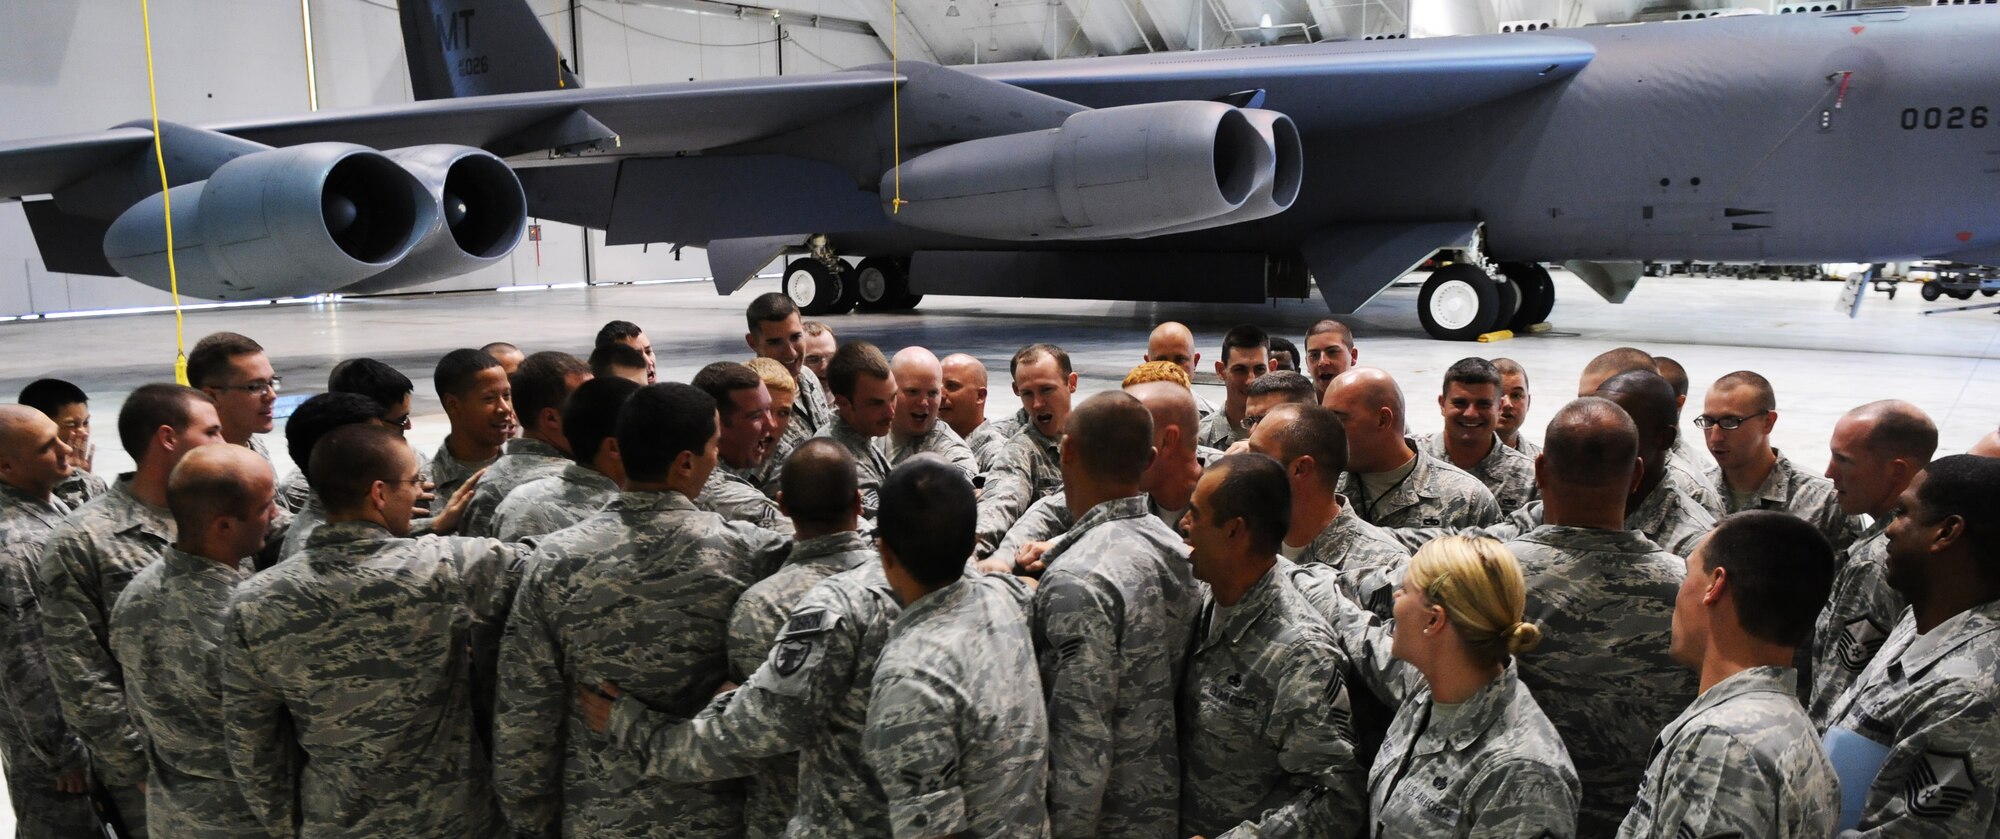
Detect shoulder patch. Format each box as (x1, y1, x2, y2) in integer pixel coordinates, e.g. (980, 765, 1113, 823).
(1904, 750, 1977, 820)
(779, 607, 838, 640)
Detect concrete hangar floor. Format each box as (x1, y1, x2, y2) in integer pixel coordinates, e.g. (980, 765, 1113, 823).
(0, 268, 1996, 488)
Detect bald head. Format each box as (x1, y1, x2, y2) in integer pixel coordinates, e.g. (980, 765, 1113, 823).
(1326, 368, 1404, 418)
(1146, 322, 1199, 376)
(1322, 367, 1407, 470)
(940, 354, 986, 389)
(1845, 400, 1940, 462)
(780, 438, 861, 529)
(1579, 347, 1657, 396)
(1124, 380, 1200, 454)
(167, 444, 274, 540)
(1544, 397, 1641, 489)
(0, 404, 51, 453)
(0, 405, 69, 496)
(890, 347, 944, 438)
(938, 353, 990, 439)
(1972, 427, 2000, 459)
(1063, 391, 1156, 486)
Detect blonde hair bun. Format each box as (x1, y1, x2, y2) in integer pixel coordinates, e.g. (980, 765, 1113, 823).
(1506, 621, 1543, 654)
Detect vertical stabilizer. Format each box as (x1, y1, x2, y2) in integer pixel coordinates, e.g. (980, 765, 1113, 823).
(400, 0, 581, 100)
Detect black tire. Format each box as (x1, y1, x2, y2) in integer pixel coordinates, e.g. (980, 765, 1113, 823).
(1983, 289, 1998, 298)
(784, 258, 847, 316)
(1498, 262, 1556, 330)
(1418, 264, 1501, 341)
(1493, 274, 1521, 329)
(889, 292, 923, 311)
(854, 257, 912, 311)
(1922, 282, 1943, 301)
(1949, 288, 1975, 301)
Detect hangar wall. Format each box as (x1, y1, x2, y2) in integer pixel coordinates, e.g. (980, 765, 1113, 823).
(0, 0, 891, 317)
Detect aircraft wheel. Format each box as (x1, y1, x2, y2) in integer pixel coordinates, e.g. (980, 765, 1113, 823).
(1949, 288, 1975, 301)
(1983, 289, 1998, 298)
(1418, 264, 1501, 341)
(854, 257, 913, 311)
(786, 258, 850, 316)
(1500, 262, 1556, 330)
(889, 292, 924, 311)
(1921, 283, 1943, 302)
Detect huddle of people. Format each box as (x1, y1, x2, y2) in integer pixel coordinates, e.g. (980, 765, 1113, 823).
(0, 299, 1995, 839)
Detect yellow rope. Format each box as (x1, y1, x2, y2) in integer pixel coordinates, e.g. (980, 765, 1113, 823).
(889, 0, 902, 212)
(139, 0, 188, 384)
(554, 0, 567, 88)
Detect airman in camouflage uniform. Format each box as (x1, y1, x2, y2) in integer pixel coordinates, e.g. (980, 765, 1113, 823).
(457, 436, 570, 538)
(964, 410, 1023, 474)
(884, 423, 980, 479)
(1392, 468, 1718, 559)
(990, 490, 1187, 564)
(1618, 666, 1838, 839)
(111, 547, 266, 838)
(278, 490, 325, 560)
(428, 439, 496, 516)
(1291, 552, 1583, 839)
(1808, 518, 1902, 727)
(222, 518, 529, 838)
(1671, 437, 1729, 518)
(1179, 560, 1366, 837)
(792, 356, 832, 437)
(699, 463, 794, 535)
(491, 463, 619, 542)
(54, 469, 109, 511)
(1705, 449, 1857, 550)
(0, 481, 95, 836)
(816, 417, 892, 519)
(276, 468, 313, 513)
(1417, 431, 1539, 515)
(725, 529, 875, 838)
(1035, 494, 1200, 837)
(1508, 524, 1697, 837)
(866, 573, 1051, 839)
(1337, 444, 1502, 530)
(1289, 496, 1411, 613)
(495, 489, 789, 838)
(975, 423, 1063, 555)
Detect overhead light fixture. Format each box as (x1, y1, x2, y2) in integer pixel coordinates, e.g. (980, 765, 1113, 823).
(1260, 13, 1274, 27)
(946, 3, 961, 15)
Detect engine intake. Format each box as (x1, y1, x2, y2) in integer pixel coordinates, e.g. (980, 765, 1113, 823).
(338, 145, 528, 294)
(103, 143, 435, 300)
(1144, 109, 1303, 237)
(887, 101, 1268, 241)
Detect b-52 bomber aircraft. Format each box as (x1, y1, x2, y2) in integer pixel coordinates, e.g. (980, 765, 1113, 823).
(2, 0, 1996, 339)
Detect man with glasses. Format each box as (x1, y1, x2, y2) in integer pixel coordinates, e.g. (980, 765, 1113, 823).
(1197, 325, 1270, 450)
(1699, 371, 1857, 551)
(187, 332, 280, 461)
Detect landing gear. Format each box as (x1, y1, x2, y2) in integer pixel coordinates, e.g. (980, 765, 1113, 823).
(855, 257, 922, 311)
(1418, 263, 1504, 341)
(1498, 262, 1556, 330)
(784, 257, 857, 315)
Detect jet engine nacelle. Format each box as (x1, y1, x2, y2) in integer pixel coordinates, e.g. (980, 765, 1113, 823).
(103, 143, 436, 300)
(1141, 109, 1302, 238)
(887, 101, 1268, 241)
(336, 145, 528, 294)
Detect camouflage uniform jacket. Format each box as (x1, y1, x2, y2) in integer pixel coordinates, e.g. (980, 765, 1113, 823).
(964, 414, 1019, 474)
(605, 560, 906, 837)
(427, 436, 498, 516)
(1617, 666, 1838, 839)
(1503, 434, 1542, 460)
(866, 574, 1051, 839)
(1670, 435, 1727, 518)
(1196, 407, 1248, 451)
(1179, 561, 1366, 838)
(722, 530, 874, 839)
(492, 463, 619, 543)
(494, 490, 790, 838)
(109, 547, 268, 839)
(1416, 431, 1539, 515)
(1290, 497, 1412, 616)
(1809, 518, 1902, 729)
(974, 422, 1064, 557)
(1822, 600, 2000, 837)
(992, 491, 1184, 562)
(1705, 449, 1859, 552)
(53, 469, 108, 511)
(220, 521, 529, 838)
(276, 468, 312, 514)
(792, 365, 832, 438)
(1289, 563, 1581, 839)
(815, 416, 893, 520)
(884, 423, 980, 480)
(0, 484, 91, 816)
(459, 436, 570, 538)
(1033, 495, 1201, 838)
(35, 474, 173, 785)
(1338, 445, 1502, 530)
(699, 462, 794, 536)
(1630, 468, 1721, 557)
(278, 490, 325, 561)
(1507, 524, 1698, 838)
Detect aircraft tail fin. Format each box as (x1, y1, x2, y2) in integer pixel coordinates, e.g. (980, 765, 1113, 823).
(400, 0, 581, 100)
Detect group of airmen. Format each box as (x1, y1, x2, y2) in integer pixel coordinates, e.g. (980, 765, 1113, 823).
(0, 290, 1997, 838)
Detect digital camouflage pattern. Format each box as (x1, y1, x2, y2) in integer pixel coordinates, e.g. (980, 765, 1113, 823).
(884, 423, 980, 480)
(1809, 519, 1903, 729)
(1195, 408, 1248, 451)
(0, 483, 96, 837)
(276, 468, 312, 514)
(426, 437, 497, 516)
(698, 462, 795, 536)
(494, 490, 789, 838)
(1290, 561, 1582, 839)
(36, 475, 172, 788)
(1392, 471, 1719, 558)
(865, 574, 1051, 839)
(814, 416, 893, 520)
(1416, 431, 1540, 515)
(963, 412, 1022, 474)
(457, 436, 570, 538)
(991, 491, 1186, 563)
(1670, 436, 1727, 519)
(109, 547, 268, 838)
(724, 530, 874, 839)
(491, 463, 620, 543)
(1338, 446, 1502, 530)
(278, 490, 324, 561)
(1703, 449, 1859, 552)
(1504, 435, 1543, 460)
(1507, 524, 1697, 838)
(974, 422, 1063, 557)
(1178, 561, 1366, 838)
(221, 521, 530, 838)
(1033, 495, 1200, 838)
(1821, 600, 2000, 838)
(1289, 496, 1412, 614)
(53, 469, 109, 512)
(1617, 666, 1838, 839)
(792, 365, 831, 438)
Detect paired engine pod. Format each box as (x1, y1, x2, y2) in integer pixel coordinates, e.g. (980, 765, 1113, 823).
(338, 144, 528, 294)
(1142, 108, 1304, 238)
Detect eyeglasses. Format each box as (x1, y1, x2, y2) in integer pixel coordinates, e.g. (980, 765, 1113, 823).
(1239, 414, 1265, 430)
(1693, 410, 1769, 430)
(385, 414, 414, 430)
(210, 377, 282, 396)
